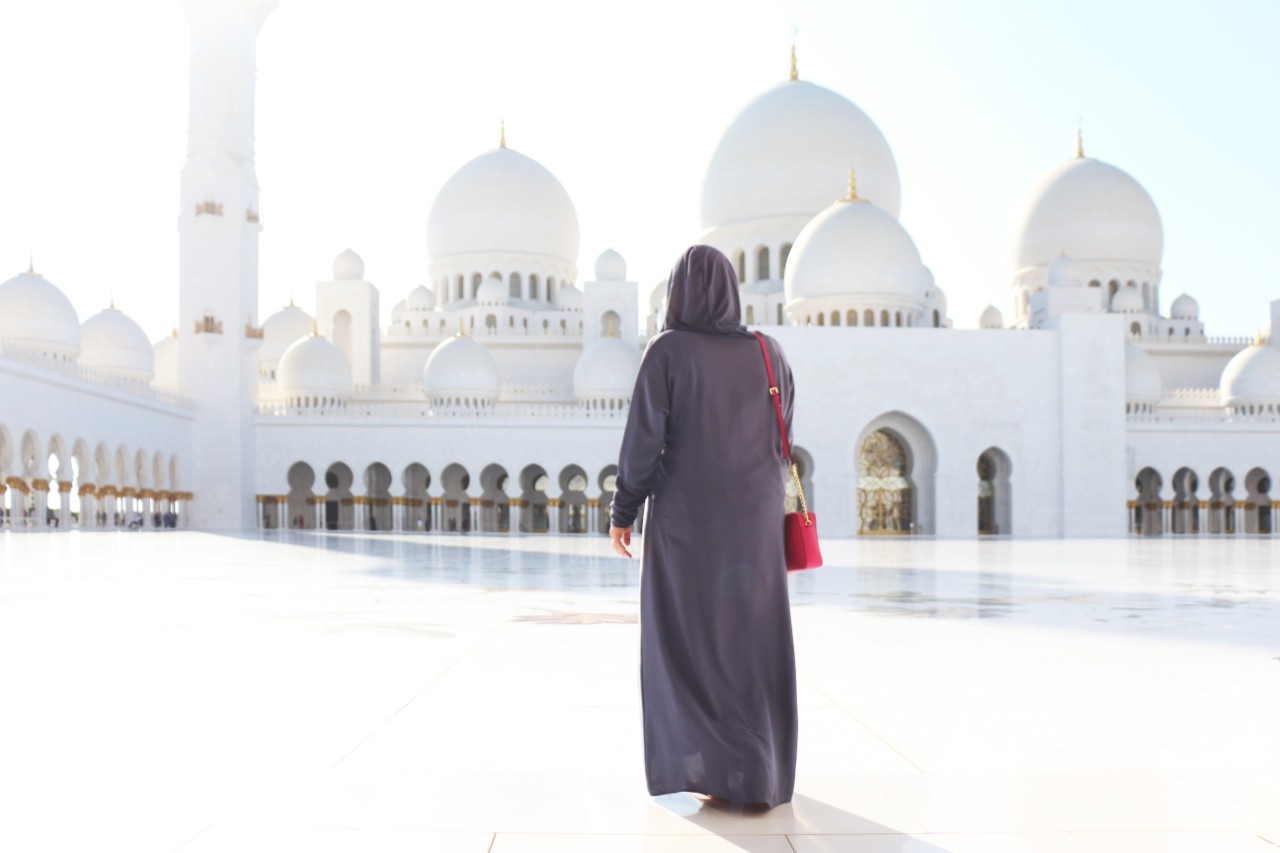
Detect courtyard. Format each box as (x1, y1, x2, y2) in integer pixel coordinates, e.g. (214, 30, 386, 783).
(0, 531, 1277, 851)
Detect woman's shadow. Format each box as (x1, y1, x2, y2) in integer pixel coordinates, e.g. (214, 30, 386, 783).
(657, 791, 951, 851)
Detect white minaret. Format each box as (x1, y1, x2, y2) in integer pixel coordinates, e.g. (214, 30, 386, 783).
(176, 0, 276, 530)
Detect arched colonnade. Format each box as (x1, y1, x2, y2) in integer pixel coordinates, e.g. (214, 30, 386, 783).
(261, 461, 622, 535)
(1130, 465, 1276, 536)
(0, 424, 189, 530)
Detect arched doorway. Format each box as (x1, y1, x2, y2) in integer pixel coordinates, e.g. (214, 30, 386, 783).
(402, 463, 431, 532)
(519, 464, 550, 532)
(323, 462, 354, 530)
(977, 448, 1012, 535)
(857, 430, 913, 535)
(286, 462, 316, 529)
(363, 462, 393, 531)
(1133, 467, 1163, 535)
(558, 464, 589, 533)
(1207, 467, 1235, 534)
(479, 463, 511, 532)
(440, 463, 471, 532)
(597, 465, 617, 535)
(1244, 467, 1272, 534)
(1171, 467, 1199, 534)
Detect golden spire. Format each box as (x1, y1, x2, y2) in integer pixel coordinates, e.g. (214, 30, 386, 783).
(841, 166, 867, 203)
(311, 317, 318, 337)
(170, 327, 177, 339)
(499, 119, 506, 149)
(458, 316, 466, 337)
(27, 251, 33, 274)
(109, 291, 115, 310)
(789, 43, 798, 81)
(1075, 125, 1084, 159)
(288, 291, 295, 308)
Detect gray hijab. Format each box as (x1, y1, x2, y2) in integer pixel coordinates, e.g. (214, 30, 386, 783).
(663, 245, 751, 337)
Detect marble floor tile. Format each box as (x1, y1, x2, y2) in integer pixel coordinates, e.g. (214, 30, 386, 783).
(0, 531, 1276, 849)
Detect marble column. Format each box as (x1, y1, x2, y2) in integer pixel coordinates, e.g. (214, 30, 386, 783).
(55, 481, 72, 529)
(549, 498, 562, 534)
(80, 488, 96, 529)
(32, 479, 49, 529)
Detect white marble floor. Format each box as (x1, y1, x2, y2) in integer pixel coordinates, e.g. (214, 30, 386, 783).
(0, 531, 1277, 852)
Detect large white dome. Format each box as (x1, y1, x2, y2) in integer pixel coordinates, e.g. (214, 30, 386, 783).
(423, 335, 500, 404)
(1220, 344, 1280, 407)
(1015, 157, 1163, 272)
(405, 284, 436, 311)
(1125, 344, 1162, 404)
(701, 79, 900, 230)
(80, 306, 154, 381)
(0, 270, 81, 359)
(426, 146, 580, 264)
(784, 194, 929, 306)
(573, 338, 640, 402)
(594, 248, 627, 280)
(277, 334, 352, 403)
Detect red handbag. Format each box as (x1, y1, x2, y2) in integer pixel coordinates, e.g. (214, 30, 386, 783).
(754, 332, 822, 571)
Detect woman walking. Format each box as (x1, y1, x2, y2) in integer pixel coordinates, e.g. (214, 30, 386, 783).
(609, 244, 798, 808)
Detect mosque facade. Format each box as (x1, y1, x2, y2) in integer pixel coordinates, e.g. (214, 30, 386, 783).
(3, 5, 1278, 539)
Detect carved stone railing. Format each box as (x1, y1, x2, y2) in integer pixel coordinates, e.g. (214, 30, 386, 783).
(0, 342, 194, 409)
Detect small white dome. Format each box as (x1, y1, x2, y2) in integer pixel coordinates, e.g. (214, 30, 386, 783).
(557, 284, 583, 310)
(1015, 157, 1163, 272)
(1047, 253, 1079, 287)
(426, 147, 580, 265)
(979, 305, 1004, 329)
(702, 79, 901, 229)
(476, 278, 506, 305)
(391, 299, 409, 324)
(1221, 344, 1280, 407)
(152, 335, 178, 392)
(260, 303, 314, 364)
(1112, 285, 1144, 314)
(1125, 344, 1162, 404)
(784, 197, 929, 306)
(277, 334, 353, 402)
(80, 306, 154, 381)
(574, 337, 641, 401)
(406, 284, 436, 311)
(423, 335, 500, 403)
(1170, 292, 1199, 320)
(0, 270, 81, 358)
(333, 248, 364, 281)
(594, 248, 627, 280)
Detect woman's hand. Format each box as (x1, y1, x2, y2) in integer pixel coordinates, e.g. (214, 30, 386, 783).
(610, 525, 633, 559)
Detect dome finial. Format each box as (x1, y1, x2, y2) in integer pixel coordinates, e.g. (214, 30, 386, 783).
(789, 42, 798, 82)
(841, 166, 867, 203)
(1075, 124, 1084, 159)
(27, 251, 34, 274)
(499, 119, 506, 149)
(458, 316, 466, 338)
(109, 291, 115, 310)
(311, 317, 318, 337)
(288, 291, 295, 308)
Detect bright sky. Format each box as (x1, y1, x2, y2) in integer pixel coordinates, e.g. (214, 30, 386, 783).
(3, 0, 1278, 343)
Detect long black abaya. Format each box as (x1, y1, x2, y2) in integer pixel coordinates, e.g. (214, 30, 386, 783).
(610, 244, 797, 807)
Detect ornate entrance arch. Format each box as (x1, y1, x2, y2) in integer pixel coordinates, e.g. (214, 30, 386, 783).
(857, 430, 913, 535)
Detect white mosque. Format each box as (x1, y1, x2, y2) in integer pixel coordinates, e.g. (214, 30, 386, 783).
(3, 3, 1278, 539)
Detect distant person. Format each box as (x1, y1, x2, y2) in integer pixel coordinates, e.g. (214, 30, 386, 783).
(609, 245, 798, 809)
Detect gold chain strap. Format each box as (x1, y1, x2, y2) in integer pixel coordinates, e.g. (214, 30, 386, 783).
(789, 462, 811, 526)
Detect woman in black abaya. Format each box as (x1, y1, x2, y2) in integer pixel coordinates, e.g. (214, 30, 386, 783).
(609, 244, 797, 808)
